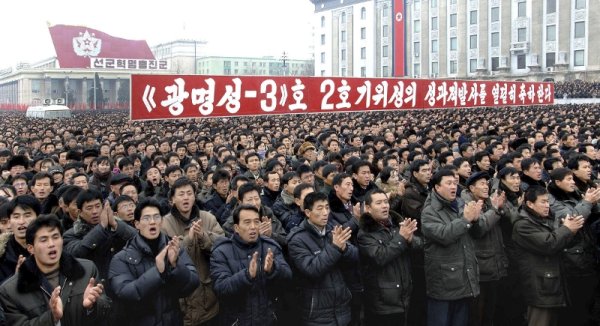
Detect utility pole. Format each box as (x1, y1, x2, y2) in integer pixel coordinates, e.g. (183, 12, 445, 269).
(281, 51, 287, 76)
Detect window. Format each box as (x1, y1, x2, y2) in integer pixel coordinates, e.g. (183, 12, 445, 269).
(431, 0, 437, 7)
(361, 7, 367, 20)
(574, 22, 585, 38)
(382, 66, 389, 76)
(382, 45, 389, 58)
(383, 5, 389, 17)
(361, 67, 366, 77)
(414, 64, 421, 76)
(450, 14, 457, 27)
(414, 20, 421, 33)
(450, 37, 457, 51)
(341, 31, 346, 42)
(321, 34, 326, 45)
(547, 0, 556, 13)
(492, 57, 499, 71)
(517, 54, 526, 69)
(470, 59, 477, 73)
(361, 27, 366, 39)
(470, 35, 477, 49)
(321, 70, 325, 76)
(449, 60, 457, 74)
(361, 47, 366, 59)
(383, 25, 389, 37)
(546, 52, 555, 66)
(575, 0, 586, 9)
(518, 1, 526, 17)
(470, 11, 477, 25)
(341, 49, 346, 61)
(341, 68, 346, 76)
(341, 12, 346, 23)
(491, 7, 500, 22)
(321, 16, 325, 28)
(546, 25, 556, 41)
(414, 42, 420, 57)
(431, 62, 439, 74)
(574, 50, 584, 66)
(518, 28, 527, 42)
(491, 32, 500, 47)
(431, 39, 438, 53)
(431, 17, 438, 31)
(320, 52, 325, 63)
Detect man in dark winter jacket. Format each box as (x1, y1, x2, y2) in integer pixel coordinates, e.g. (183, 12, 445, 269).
(401, 159, 431, 326)
(63, 189, 137, 281)
(0, 215, 110, 326)
(0, 195, 40, 284)
(547, 168, 600, 325)
(109, 199, 199, 326)
(261, 171, 281, 209)
(223, 183, 287, 247)
(272, 172, 301, 223)
(520, 158, 546, 192)
(210, 204, 292, 326)
(357, 189, 419, 326)
(203, 169, 232, 224)
(421, 169, 487, 326)
(288, 192, 358, 326)
(513, 186, 583, 326)
(327, 172, 363, 325)
(460, 172, 508, 326)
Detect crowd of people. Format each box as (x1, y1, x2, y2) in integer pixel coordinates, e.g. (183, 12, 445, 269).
(554, 80, 600, 99)
(0, 103, 597, 326)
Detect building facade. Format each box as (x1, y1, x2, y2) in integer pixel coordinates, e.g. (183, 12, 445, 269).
(197, 56, 314, 76)
(311, 0, 600, 81)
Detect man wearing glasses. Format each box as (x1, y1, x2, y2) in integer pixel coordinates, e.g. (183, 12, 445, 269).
(109, 198, 199, 326)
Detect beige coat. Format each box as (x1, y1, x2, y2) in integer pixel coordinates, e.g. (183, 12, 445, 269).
(162, 207, 224, 325)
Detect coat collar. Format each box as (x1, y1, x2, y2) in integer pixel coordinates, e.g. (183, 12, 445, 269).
(17, 253, 84, 293)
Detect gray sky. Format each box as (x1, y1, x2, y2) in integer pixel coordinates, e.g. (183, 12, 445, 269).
(0, 0, 315, 68)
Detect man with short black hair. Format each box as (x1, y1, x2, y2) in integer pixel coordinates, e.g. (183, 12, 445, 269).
(271, 172, 300, 222)
(0, 215, 110, 325)
(261, 170, 281, 209)
(513, 186, 583, 326)
(211, 204, 291, 325)
(421, 169, 487, 325)
(547, 168, 600, 325)
(223, 183, 287, 247)
(63, 189, 136, 281)
(0, 195, 40, 284)
(358, 189, 419, 326)
(162, 178, 224, 325)
(288, 192, 358, 326)
(204, 169, 232, 221)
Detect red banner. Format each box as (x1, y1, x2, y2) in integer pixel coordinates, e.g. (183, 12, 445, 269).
(130, 75, 555, 121)
(48, 24, 155, 68)
(393, 0, 405, 76)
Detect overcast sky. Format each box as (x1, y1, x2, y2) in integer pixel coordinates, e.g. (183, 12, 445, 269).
(0, 0, 316, 68)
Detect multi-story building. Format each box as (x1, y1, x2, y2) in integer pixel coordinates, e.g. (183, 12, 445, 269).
(197, 56, 314, 76)
(311, 0, 600, 81)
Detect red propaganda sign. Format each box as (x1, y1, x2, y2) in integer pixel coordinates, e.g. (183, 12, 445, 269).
(48, 24, 155, 68)
(130, 75, 555, 121)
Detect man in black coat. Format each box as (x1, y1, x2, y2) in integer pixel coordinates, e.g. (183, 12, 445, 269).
(513, 186, 583, 326)
(63, 189, 136, 281)
(288, 192, 358, 326)
(0, 195, 40, 284)
(210, 204, 291, 326)
(0, 215, 110, 326)
(357, 189, 419, 326)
